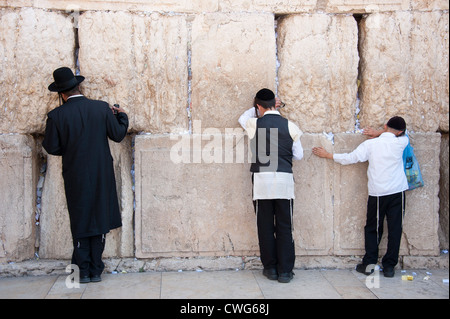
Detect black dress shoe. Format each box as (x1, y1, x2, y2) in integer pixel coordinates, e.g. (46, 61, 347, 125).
(90, 275, 102, 283)
(262, 268, 278, 280)
(80, 276, 90, 284)
(383, 267, 395, 278)
(278, 271, 294, 283)
(355, 263, 374, 276)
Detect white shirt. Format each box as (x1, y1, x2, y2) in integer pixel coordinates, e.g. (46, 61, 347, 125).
(333, 132, 409, 196)
(238, 107, 304, 200)
(67, 94, 84, 99)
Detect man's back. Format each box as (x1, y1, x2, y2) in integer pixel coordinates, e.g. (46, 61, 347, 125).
(42, 95, 128, 238)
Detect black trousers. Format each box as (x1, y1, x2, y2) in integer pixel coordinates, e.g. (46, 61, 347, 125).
(255, 199, 295, 274)
(363, 192, 405, 268)
(72, 234, 106, 278)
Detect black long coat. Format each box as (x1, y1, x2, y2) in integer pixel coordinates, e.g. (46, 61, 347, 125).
(42, 96, 129, 239)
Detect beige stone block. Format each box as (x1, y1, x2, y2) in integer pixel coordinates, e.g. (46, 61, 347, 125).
(0, 7, 75, 134)
(134, 133, 258, 258)
(293, 134, 334, 255)
(438, 134, 449, 249)
(332, 134, 369, 256)
(219, 0, 415, 13)
(38, 155, 70, 259)
(410, 0, 449, 11)
(326, 0, 410, 13)
(0, 134, 36, 262)
(190, 12, 277, 133)
(0, 0, 219, 13)
(78, 11, 189, 133)
(402, 133, 441, 256)
(218, 0, 317, 13)
(39, 137, 134, 259)
(359, 11, 449, 133)
(277, 14, 359, 133)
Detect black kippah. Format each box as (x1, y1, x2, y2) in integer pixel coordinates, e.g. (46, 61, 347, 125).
(387, 116, 406, 131)
(255, 88, 275, 101)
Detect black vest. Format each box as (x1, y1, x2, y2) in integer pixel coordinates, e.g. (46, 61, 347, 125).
(250, 114, 294, 173)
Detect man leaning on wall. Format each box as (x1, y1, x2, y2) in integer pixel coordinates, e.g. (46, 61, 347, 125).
(239, 88, 304, 283)
(42, 67, 129, 283)
(312, 117, 409, 278)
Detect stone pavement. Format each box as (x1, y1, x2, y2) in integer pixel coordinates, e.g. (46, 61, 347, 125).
(0, 268, 448, 300)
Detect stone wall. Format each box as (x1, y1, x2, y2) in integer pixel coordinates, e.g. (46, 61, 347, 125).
(0, 0, 448, 270)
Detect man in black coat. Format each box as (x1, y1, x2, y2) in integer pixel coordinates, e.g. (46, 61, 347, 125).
(43, 67, 129, 283)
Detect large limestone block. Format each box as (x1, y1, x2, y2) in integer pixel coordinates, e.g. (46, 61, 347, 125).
(0, 134, 37, 262)
(402, 133, 441, 256)
(0, 7, 75, 134)
(326, 0, 410, 13)
(293, 134, 334, 255)
(410, 0, 449, 11)
(439, 134, 449, 249)
(331, 134, 369, 256)
(219, 0, 317, 13)
(0, 0, 219, 13)
(134, 133, 258, 258)
(277, 14, 359, 133)
(359, 11, 449, 132)
(78, 11, 189, 133)
(190, 12, 277, 133)
(39, 137, 134, 259)
(219, 0, 415, 14)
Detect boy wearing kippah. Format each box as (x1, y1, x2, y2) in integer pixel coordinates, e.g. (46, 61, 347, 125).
(312, 117, 408, 278)
(239, 89, 304, 283)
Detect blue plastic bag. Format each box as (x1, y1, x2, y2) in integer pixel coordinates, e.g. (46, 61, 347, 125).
(403, 135, 424, 190)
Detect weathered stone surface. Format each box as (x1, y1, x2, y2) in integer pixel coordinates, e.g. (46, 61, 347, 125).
(78, 11, 189, 133)
(359, 11, 449, 133)
(220, 0, 413, 13)
(2, 0, 449, 13)
(134, 133, 258, 258)
(0, 1, 447, 267)
(402, 133, 441, 256)
(39, 137, 134, 259)
(190, 12, 277, 133)
(0, 7, 75, 134)
(0, 134, 36, 262)
(326, 0, 410, 13)
(439, 134, 449, 250)
(331, 134, 369, 256)
(277, 14, 359, 133)
(293, 134, 334, 255)
(0, 0, 219, 13)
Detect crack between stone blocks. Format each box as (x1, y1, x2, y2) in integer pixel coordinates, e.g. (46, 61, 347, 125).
(186, 15, 194, 134)
(274, 15, 280, 95)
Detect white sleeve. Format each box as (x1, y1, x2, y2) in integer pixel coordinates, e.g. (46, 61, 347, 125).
(238, 107, 257, 130)
(333, 141, 369, 165)
(292, 139, 304, 160)
(288, 121, 303, 160)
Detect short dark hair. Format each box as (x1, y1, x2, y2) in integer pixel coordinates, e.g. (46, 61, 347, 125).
(254, 88, 275, 109)
(61, 85, 81, 96)
(254, 97, 275, 109)
(387, 116, 406, 134)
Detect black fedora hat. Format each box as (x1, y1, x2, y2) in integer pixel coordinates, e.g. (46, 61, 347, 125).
(48, 67, 84, 92)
